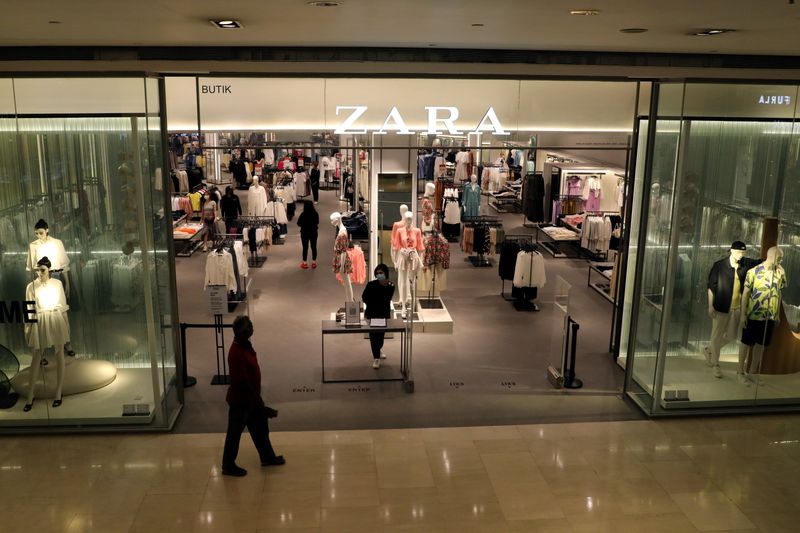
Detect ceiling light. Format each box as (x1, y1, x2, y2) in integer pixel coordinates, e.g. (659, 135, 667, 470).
(471, 23, 484, 27)
(569, 9, 601, 16)
(48, 20, 61, 24)
(210, 19, 242, 29)
(307, 1, 341, 6)
(620, 28, 648, 33)
(693, 28, 734, 36)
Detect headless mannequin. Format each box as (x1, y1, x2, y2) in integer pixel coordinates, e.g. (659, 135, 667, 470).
(395, 211, 424, 315)
(390, 204, 409, 268)
(421, 183, 435, 232)
(738, 246, 786, 383)
(24, 263, 67, 410)
(705, 246, 746, 377)
(330, 212, 354, 303)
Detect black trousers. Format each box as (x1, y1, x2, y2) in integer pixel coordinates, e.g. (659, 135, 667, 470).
(222, 404, 277, 469)
(369, 332, 385, 359)
(301, 233, 318, 261)
(311, 183, 319, 202)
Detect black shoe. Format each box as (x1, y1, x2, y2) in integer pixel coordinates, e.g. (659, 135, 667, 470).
(52, 399, 62, 408)
(222, 465, 247, 477)
(262, 456, 285, 466)
(41, 358, 48, 366)
(66, 350, 76, 357)
(23, 403, 33, 412)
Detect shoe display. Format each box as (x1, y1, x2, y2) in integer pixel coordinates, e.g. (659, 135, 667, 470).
(262, 456, 286, 466)
(713, 365, 722, 378)
(373, 359, 381, 369)
(222, 465, 247, 477)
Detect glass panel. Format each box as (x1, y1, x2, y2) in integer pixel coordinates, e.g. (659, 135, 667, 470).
(0, 77, 180, 429)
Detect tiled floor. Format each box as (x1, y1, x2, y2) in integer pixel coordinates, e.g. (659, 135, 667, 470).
(3, 415, 800, 532)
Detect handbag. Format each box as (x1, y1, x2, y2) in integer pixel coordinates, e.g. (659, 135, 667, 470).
(263, 405, 278, 419)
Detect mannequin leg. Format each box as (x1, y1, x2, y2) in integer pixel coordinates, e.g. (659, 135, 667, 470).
(748, 345, 765, 377)
(25, 349, 43, 407)
(343, 274, 353, 302)
(397, 270, 409, 306)
(53, 346, 65, 406)
(708, 314, 726, 366)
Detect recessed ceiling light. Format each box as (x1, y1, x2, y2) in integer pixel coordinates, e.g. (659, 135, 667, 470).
(693, 28, 734, 36)
(569, 9, 601, 16)
(471, 23, 484, 27)
(48, 20, 61, 24)
(620, 28, 648, 33)
(210, 19, 242, 29)
(307, 1, 341, 6)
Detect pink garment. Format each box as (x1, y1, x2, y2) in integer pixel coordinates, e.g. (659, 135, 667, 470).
(390, 220, 405, 250)
(585, 190, 602, 212)
(392, 225, 425, 252)
(337, 246, 366, 285)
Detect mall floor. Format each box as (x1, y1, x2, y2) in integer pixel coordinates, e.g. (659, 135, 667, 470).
(5, 415, 800, 532)
(174, 183, 638, 433)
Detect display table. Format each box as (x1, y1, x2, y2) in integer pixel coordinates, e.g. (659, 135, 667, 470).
(321, 319, 408, 383)
(535, 224, 581, 258)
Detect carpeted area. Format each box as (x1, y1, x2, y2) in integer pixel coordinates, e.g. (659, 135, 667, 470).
(173, 182, 640, 433)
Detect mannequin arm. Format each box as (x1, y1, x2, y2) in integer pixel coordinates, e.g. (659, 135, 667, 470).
(707, 289, 715, 318)
(740, 287, 751, 326)
(63, 271, 71, 300)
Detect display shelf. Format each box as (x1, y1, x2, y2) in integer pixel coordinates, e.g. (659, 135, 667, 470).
(588, 262, 615, 303)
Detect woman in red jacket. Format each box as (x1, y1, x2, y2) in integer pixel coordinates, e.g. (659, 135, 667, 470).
(221, 315, 285, 477)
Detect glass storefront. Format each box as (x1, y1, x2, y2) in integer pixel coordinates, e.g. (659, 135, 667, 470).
(0, 77, 181, 429)
(622, 82, 800, 414)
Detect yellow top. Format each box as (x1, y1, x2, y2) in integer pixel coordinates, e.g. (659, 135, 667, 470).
(731, 270, 741, 310)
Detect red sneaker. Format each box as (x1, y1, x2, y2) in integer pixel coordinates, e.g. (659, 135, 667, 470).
(311, 262, 317, 269)
(300, 262, 309, 269)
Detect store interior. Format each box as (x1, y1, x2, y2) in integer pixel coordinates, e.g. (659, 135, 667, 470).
(169, 124, 639, 432)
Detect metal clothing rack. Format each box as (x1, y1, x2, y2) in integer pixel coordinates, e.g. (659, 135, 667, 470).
(501, 234, 542, 312)
(233, 215, 277, 267)
(462, 215, 502, 267)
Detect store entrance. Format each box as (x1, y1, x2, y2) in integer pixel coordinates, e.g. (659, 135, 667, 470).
(169, 135, 638, 432)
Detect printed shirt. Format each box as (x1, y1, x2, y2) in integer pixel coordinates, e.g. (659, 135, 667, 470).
(744, 264, 787, 321)
(332, 231, 353, 274)
(423, 233, 451, 269)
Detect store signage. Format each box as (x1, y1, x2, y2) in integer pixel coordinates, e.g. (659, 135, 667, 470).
(334, 105, 509, 135)
(207, 286, 227, 315)
(757, 94, 792, 106)
(201, 84, 232, 94)
(0, 301, 37, 324)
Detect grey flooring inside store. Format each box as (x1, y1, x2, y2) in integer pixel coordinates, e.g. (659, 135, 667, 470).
(173, 182, 642, 433)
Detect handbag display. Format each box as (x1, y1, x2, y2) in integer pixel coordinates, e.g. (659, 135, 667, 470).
(342, 211, 368, 241)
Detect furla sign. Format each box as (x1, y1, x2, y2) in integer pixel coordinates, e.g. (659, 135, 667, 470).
(757, 94, 792, 106)
(334, 106, 510, 135)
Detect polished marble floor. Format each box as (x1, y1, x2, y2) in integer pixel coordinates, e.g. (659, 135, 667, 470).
(3, 415, 800, 532)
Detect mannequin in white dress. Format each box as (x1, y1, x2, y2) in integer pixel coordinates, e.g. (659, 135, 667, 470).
(23, 257, 70, 411)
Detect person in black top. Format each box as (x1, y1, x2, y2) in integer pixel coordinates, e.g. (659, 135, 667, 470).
(362, 264, 395, 369)
(309, 161, 321, 204)
(296, 200, 319, 269)
(220, 186, 242, 234)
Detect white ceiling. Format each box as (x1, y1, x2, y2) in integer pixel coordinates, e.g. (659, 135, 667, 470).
(1, 0, 799, 56)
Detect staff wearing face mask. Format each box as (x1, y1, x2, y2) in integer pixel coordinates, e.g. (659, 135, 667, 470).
(361, 263, 395, 369)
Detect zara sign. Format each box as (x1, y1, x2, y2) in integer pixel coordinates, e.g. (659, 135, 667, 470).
(334, 106, 510, 135)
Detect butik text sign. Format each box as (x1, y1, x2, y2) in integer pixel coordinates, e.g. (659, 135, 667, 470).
(334, 106, 509, 135)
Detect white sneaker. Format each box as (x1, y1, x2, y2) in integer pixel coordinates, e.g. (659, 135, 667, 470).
(372, 359, 381, 369)
(713, 365, 722, 378)
(380, 352, 387, 359)
(737, 373, 751, 386)
(703, 347, 713, 367)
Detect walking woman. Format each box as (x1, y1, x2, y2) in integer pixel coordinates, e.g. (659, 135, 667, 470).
(362, 264, 395, 369)
(296, 200, 319, 269)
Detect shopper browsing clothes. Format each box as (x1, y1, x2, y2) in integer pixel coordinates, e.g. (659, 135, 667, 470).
(309, 160, 321, 204)
(222, 315, 285, 477)
(296, 200, 319, 269)
(362, 264, 395, 369)
(220, 186, 242, 234)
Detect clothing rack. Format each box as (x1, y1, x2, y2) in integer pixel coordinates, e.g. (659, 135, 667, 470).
(463, 216, 502, 267)
(233, 215, 277, 267)
(501, 234, 542, 311)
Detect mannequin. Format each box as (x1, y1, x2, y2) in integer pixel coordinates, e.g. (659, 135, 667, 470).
(23, 257, 70, 411)
(738, 246, 787, 384)
(390, 204, 409, 268)
(392, 211, 425, 315)
(463, 174, 481, 218)
(247, 178, 268, 217)
(420, 183, 435, 232)
(27, 219, 74, 357)
(330, 212, 354, 303)
(704, 241, 754, 378)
